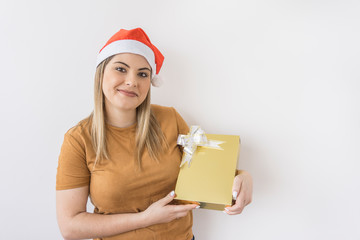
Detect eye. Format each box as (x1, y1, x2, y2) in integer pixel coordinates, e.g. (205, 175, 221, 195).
(116, 67, 126, 73)
(138, 72, 149, 78)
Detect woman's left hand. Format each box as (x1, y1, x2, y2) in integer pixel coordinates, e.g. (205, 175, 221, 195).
(224, 170, 253, 215)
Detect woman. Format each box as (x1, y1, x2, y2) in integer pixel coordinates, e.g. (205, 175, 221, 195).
(56, 28, 253, 240)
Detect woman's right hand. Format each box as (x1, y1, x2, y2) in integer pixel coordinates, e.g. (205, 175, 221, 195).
(141, 191, 199, 226)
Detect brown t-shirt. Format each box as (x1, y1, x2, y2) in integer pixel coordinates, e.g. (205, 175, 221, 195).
(56, 104, 193, 240)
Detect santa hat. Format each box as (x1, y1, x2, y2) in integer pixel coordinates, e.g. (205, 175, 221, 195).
(96, 28, 164, 87)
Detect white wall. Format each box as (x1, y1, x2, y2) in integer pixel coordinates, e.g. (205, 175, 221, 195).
(0, 0, 359, 239)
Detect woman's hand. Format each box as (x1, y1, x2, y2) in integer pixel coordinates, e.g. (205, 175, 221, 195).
(141, 191, 199, 225)
(224, 170, 253, 215)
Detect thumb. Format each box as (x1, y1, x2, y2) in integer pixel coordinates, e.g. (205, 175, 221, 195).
(232, 175, 242, 200)
(158, 190, 176, 205)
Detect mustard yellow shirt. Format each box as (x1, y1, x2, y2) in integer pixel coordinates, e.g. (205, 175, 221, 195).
(56, 104, 193, 240)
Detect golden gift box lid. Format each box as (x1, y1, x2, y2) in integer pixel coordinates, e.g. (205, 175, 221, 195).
(174, 133, 240, 211)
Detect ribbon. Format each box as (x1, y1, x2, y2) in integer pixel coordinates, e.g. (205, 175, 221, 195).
(177, 126, 224, 167)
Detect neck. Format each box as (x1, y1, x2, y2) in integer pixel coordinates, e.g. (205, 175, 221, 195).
(105, 104, 137, 128)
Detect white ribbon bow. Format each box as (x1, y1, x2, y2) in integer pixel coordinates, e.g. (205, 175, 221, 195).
(177, 126, 224, 167)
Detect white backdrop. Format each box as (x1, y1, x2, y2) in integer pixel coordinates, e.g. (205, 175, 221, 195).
(0, 0, 359, 239)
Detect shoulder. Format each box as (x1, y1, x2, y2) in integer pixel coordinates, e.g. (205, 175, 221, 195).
(151, 104, 183, 123)
(64, 116, 92, 140)
(151, 104, 189, 134)
(60, 116, 92, 155)
(151, 104, 177, 118)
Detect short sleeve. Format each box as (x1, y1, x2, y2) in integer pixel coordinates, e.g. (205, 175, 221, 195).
(172, 107, 190, 135)
(56, 132, 90, 190)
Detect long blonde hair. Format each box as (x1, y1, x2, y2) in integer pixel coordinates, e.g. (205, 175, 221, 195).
(90, 56, 167, 170)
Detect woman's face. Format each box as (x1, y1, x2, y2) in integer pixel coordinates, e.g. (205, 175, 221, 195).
(102, 53, 152, 113)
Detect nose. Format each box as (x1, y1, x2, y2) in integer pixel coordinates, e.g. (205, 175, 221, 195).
(125, 72, 137, 87)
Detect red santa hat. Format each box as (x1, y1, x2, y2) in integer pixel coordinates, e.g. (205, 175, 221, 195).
(96, 28, 164, 87)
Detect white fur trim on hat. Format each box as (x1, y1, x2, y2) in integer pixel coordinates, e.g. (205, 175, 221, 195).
(97, 39, 157, 78)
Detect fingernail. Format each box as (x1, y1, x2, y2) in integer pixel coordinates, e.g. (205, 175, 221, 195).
(224, 208, 229, 211)
(196, 205, 200, 209)
(170, 191, 175, 196)
(232, 191, 238, 200)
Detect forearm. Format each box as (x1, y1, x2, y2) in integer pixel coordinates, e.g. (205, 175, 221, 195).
(61, 211, 148, 240)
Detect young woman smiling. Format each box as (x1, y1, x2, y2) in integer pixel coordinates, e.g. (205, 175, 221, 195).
(56, 28, 253, 240)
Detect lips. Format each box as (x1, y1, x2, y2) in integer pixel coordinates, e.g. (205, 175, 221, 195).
(117, 89, 138, 97)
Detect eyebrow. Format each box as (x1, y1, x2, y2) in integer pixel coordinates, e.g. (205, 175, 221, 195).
(113, 61, 151, 72)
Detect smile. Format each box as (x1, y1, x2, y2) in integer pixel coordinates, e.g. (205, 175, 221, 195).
(117, 89, 138, 97)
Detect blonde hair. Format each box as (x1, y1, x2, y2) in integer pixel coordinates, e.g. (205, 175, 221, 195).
(90, 56, 167, 170)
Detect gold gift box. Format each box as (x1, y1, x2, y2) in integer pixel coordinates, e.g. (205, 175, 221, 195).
(174, 134, 240, 211)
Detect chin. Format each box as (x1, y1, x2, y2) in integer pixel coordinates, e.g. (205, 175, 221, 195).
(116, 103, 141, 111)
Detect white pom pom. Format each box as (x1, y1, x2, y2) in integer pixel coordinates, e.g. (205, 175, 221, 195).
(151, 74, 163, 87)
